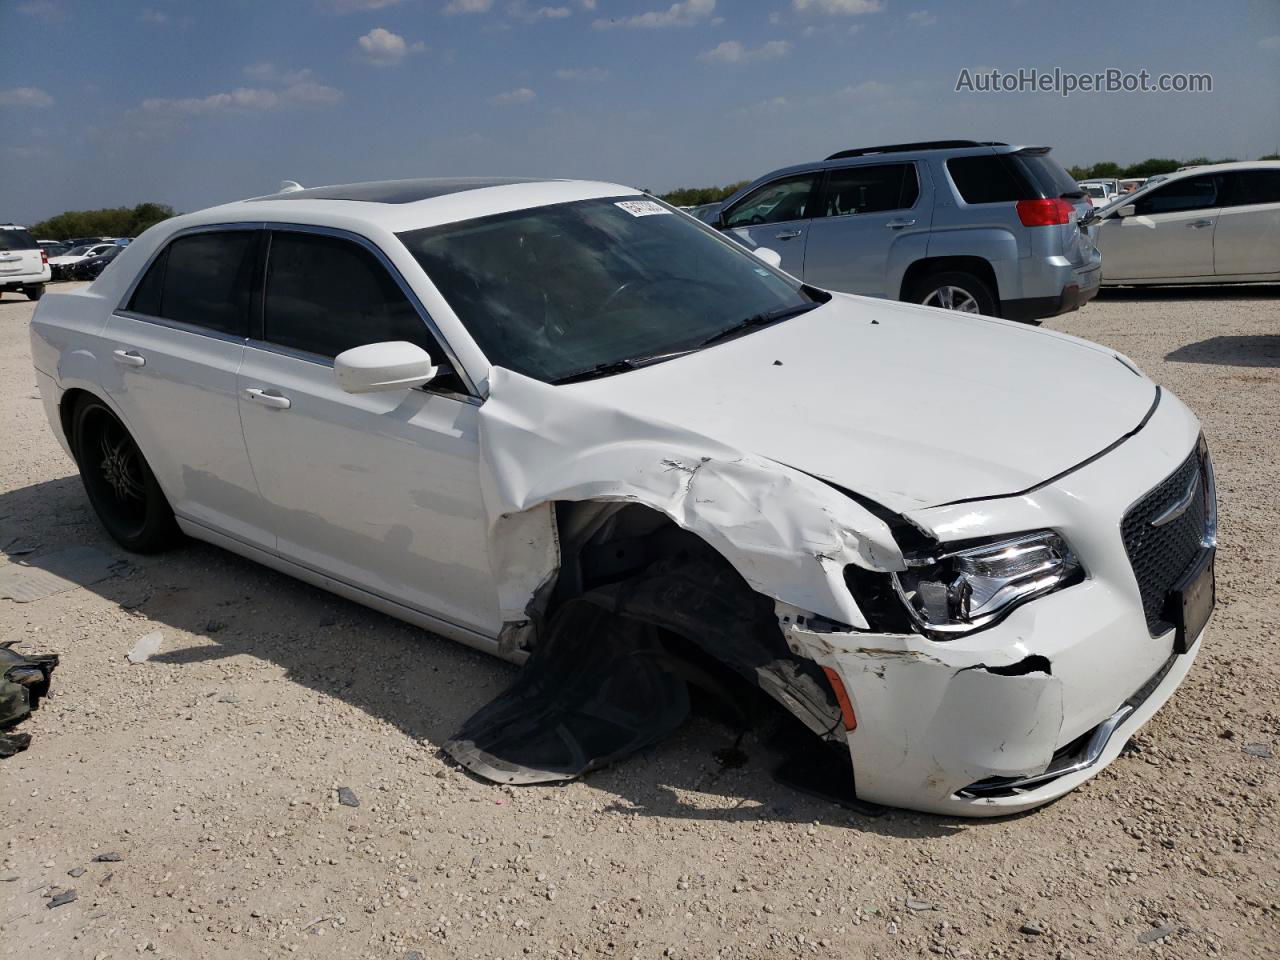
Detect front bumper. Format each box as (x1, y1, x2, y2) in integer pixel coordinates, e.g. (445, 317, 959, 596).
(784, 386, 1208, 816)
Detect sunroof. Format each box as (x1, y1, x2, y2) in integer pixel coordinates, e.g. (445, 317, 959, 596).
(253, 177, 552, 204)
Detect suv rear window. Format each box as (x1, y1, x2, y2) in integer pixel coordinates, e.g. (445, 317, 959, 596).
(1011, 153, 1081, 198)
(0, 229, 38, 251)
(946, 155, 1026, 204)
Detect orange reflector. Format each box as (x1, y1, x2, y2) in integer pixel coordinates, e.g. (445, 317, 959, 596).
(822, 667, 857, 732)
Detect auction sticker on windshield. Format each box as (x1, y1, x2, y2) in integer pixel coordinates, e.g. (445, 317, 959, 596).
(615, 200, 670, 217)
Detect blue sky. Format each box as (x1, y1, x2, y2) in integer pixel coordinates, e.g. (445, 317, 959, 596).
(1, 0, 1278, 224)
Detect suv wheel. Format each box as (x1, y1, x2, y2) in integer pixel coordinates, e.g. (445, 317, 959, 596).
(72, 398, 180, 553)
(22, 284, 45, 302)
(910, 271, 997, 317)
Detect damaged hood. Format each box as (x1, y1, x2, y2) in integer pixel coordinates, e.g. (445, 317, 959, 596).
(566, 295, 1156, 512)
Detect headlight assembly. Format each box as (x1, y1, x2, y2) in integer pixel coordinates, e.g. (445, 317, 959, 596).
(892, 530, 1082, 637)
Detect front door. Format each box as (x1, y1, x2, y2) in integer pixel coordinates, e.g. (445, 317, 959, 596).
(1098, 173, 1220, 280)
(719, 172, 820, 277)
(236, 227, 501, 636)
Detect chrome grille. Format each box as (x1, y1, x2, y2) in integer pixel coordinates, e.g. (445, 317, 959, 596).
(1120, 444, 1214, 635)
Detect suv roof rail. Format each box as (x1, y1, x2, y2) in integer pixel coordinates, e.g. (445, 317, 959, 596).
(825, 140, 1008, 161)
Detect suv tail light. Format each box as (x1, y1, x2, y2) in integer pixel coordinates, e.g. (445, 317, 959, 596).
(40, 250, 49, 265)
(1016, 198, 1075, 227)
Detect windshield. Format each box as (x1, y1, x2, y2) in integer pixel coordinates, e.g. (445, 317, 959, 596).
(0, 229, 38, 251)
(66, 245, 92, 256)
(1081, 184, 1107, 199)
(398, 197, 813, 383)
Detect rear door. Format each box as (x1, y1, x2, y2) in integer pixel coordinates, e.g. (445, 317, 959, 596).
(801, 161, 929, 297)
(1097, 174, 1221, 280)
(0, 227, 44, 281)
(718, 172, 820, 277)
(105, 227, 274, 550)
(1212, 169, 1280, 276)
(236, 227, 500, 635)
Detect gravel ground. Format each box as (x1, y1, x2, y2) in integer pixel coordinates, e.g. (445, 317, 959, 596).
(1, 282, 1277, 960)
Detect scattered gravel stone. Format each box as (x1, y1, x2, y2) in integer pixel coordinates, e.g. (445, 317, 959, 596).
(337, 786, 360, 807)
(1138, 923, 1179, 944)
(47, 889, 77, 909)
(906, 898, 936, 912)
(1019, 922, 1045, 936)
(92, 852, 122, 862)
(1241, 743, 1273, 758)
(67, 867, 85, 878)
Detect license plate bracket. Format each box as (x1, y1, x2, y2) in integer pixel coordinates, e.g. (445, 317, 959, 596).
(1167, 546, 1215, 654)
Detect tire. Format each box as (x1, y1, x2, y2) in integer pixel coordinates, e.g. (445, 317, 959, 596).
(23, 284, 45, 302)
(71, 398, 180, 553)
(908, 270, 998, 317)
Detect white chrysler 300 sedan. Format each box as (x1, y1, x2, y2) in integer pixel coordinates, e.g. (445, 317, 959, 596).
(30, 178, 1216, 816)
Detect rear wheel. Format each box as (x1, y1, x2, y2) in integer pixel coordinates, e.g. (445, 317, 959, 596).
(909, 270, 998, 317)
(22, 284, 45, 301)
(72, 398, 180, 552)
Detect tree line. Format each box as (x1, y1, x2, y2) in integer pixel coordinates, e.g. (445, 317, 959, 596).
(28, 203, 178, 241)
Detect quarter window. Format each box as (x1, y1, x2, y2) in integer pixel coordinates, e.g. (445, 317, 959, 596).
(819, 163, 919, 217)
(127, 230, 257, 336)
(1133, 175, 1220, 215)
(262, 231, 441, 361)
(723, 174, 819, 228)
(1220, 169, 1280, 207)
(946, 155, 1026, 204)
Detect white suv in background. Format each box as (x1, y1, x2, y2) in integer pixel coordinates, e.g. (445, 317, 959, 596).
(0, 224, 51, 301)
(1096, 161, 1280, 284)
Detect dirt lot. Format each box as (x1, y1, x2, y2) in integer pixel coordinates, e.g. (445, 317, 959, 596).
(1, 283, 1277, 960)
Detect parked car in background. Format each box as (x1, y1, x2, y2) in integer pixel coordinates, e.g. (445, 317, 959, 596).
(1118, 178, 1147, 194)
(39, 240, 71, 258)
(30, 176, 1214, 816)
(70, 243, 122, 280)
(712, 140, 1100, 322)
(49, 243, 119, 280)
(1078, 179, 1120, 208)
(0, 223, 51, 300)
(1096, 161, 1280, 285)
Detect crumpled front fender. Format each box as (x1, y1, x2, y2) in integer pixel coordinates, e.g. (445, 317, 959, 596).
(477, 367, 907, 631)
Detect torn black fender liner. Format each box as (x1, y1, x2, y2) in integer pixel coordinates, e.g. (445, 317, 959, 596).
(1, 642, 59, 759)
(584, 556, 842, 739)
(442, 599, 690, 784)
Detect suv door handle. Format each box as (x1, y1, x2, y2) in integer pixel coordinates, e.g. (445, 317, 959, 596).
(244, 387, 291, 410)
(112, 349, 146, 367)
(774, 229, 802, 240)
(1188, 219, 1214, 229)
(885, 218, 917, 229)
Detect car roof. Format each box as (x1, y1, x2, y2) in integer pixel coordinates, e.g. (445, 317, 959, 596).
(1147, 159, 1280, 180)
(184, 177, 646, 234)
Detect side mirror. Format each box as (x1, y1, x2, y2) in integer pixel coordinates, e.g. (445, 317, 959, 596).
(334, 341, 437, 394)
(1116, 204, 1136, 218)
(751, 246, 783, 269)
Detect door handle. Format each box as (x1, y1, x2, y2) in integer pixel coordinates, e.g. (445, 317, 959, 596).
(774, 229, 802, 240)
(885, 219, 917, 229)
(1188, 219, 1214, 229)
(244, 387, 291, 410)
(112, 349, 146, 367)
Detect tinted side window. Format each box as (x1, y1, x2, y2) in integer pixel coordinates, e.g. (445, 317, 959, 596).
(135, 231, 257, 335)
(724, 174, 819, 228)
(263, 231, 439, 360)
(819, 163, 918, 217)
(1221, 170, 1280, 207)
(1134, 175, 1220, 215)
(947, 155, 1026, 204)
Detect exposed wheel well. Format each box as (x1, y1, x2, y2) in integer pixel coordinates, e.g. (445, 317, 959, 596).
(900, 256, 1000, 304)
(58, 387, 96, 455)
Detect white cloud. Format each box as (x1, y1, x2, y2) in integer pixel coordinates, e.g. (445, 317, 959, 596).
(698, 39, 792, 64)
(1260, 35, 1280, 50)
(0, 87, 55, 108)
(139, 9, 168, 24)
(141, 79, 341, 116)
(908, 10, 936, 26)
(490, 87, 536, 106)
(532, 5, 571, 17)
(594, 0, 715, 29)
(356, 27, 425, 66)
(555, 67, 610, 81)
(327, 0, 405, 11)
(792, 0, 883, 14)
(243, 63, 314, 85)
(444, 0, 492, 12)
(16, 0, 65, 22)
(837, 79, 891, 101)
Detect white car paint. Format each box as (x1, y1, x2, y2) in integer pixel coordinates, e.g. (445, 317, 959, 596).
(1096, 161, 1280, 284)
(30, 178, 1214, 816)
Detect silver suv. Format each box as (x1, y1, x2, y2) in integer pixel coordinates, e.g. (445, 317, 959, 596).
(709, 140, 1101, 323)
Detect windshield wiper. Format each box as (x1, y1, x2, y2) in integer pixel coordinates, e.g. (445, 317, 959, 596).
(551, 349, 698, 385)
(699, 302, 820, 348)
